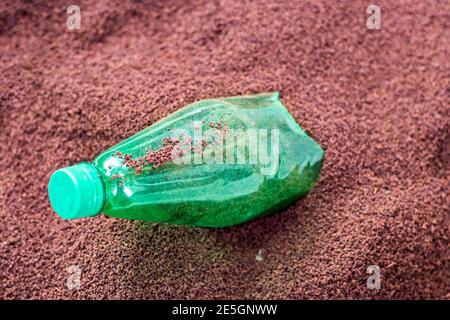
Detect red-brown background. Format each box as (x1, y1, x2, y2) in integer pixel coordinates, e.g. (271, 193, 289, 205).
(0, 0, 448, 299)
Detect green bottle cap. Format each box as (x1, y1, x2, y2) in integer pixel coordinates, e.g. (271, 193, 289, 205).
(48, 163, 105, 219)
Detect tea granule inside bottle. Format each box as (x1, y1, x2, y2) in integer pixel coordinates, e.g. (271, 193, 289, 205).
(113, 122, 229, 177)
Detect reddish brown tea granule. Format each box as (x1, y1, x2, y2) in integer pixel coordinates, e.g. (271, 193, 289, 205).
(1, 0, 448, 300)
(209, 122, 223, 130)
(162, 137, 179, 146)
(114, 137, 182, 175)
(134, 166, 143, 176)
(109, 174, 123, 181)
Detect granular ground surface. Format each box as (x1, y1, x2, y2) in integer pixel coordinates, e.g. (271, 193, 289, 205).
(0, 0, 448, 299)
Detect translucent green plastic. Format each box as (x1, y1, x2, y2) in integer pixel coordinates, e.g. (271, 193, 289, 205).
(87, 92, 324, 227)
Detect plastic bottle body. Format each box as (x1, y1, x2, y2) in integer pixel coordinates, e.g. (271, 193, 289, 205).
(91, 92, 323, 227)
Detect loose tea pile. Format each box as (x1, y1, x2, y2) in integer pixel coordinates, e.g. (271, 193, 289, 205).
(1, 0, 448, 299)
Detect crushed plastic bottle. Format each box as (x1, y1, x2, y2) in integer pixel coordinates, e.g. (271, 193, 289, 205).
(48, 92, 324, 227)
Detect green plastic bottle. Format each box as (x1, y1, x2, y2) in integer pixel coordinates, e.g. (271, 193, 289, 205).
(48, 92, 324, 227)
